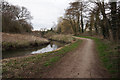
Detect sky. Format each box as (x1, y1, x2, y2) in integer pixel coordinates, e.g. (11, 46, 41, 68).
(6, 0, 74, 30)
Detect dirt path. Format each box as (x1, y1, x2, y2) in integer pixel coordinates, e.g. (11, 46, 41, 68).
(42, 37, 111, 78)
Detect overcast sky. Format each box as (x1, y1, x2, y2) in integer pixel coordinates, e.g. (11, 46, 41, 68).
(6, 0, 74, 30)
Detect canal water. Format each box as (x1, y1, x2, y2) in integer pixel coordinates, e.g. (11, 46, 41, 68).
(2, 41, 65, 59)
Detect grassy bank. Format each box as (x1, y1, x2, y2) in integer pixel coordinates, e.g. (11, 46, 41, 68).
(44, 33, 76, 43)
(2, 33, 50, 51)
(77, 36, 120, 78)
(2, 39, 82, 78)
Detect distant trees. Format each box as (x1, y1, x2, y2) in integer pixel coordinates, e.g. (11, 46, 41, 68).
(93, 1, 120, 41)
(56, 17, 73, 34)
(64, 1, 80, 35)
(56, 1, 88, 35)
(56, 0, 120, 41)
(2, 1, 33, 33)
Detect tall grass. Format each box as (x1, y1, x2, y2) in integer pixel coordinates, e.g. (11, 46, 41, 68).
(2, 33, 49, 51)
(49, 34, 76, 43)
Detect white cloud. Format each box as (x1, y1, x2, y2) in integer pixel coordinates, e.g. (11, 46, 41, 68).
(6, 0, 73, 30)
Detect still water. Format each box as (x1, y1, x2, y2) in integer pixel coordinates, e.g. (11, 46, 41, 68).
(2, 41, 65, 59)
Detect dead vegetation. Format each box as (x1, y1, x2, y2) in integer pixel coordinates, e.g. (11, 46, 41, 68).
(2, 32, 49, 51)
(49, 34, 76, 43)
(44, 32, 76, 43)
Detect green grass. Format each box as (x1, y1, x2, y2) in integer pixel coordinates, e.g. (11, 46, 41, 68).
(44, 56, 60, 66)
(2, 39, 82, 78)
(43, 39, 82, 67)
(77, 36, 120, 78)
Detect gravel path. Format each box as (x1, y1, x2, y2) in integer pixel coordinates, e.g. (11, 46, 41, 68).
(42, 37, 111, 78)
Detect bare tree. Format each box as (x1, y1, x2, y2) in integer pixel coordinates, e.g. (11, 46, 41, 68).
(2, 1, 33, 33)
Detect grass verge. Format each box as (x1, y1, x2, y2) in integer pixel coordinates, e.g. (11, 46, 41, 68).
(2, 39, 82, 78)
(77, 36, 120, 78)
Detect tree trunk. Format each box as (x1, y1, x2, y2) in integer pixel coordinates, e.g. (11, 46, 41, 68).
(110, 2, 117, 41)
(118, 5, 120, 41)
(81, 14, 84, 33)
(98, 2, 110, 39)
(77, 13, 81, 34)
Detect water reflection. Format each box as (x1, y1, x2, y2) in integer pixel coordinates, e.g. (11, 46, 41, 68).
(31, 44, 58, 54)
(2, 41, 65, 59)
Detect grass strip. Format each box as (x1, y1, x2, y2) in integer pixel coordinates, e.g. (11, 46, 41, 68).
(43, 39, 82, 67)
